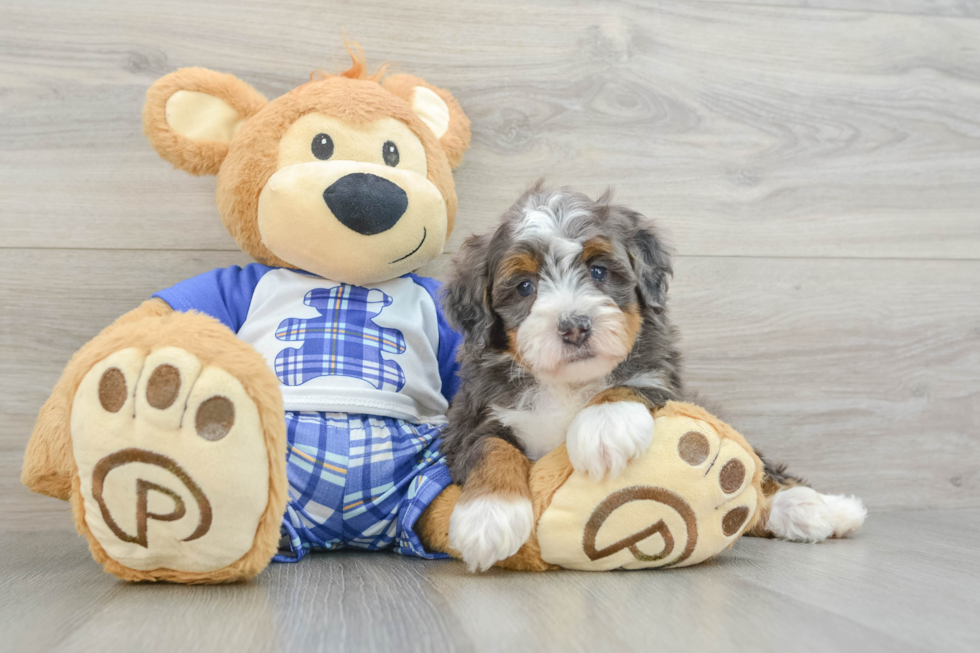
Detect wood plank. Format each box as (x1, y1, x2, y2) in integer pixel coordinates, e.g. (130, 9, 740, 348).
(672, 255, 980, 510)
(2, 248, 977, 530)
(1, 0, 979, 258)
(2, 510, 977, 652)
(693, 0, 980, 19)
(719, 508, 980, 652)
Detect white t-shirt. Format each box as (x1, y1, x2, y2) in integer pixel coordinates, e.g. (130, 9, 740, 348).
(154, 265, 462, 423)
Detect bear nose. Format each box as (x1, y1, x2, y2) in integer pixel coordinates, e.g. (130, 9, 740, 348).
(558, 314, 592, 346)
(323, 173, 408, 236)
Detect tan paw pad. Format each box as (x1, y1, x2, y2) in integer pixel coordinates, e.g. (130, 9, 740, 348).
(71, 347, 270, 574)
(536, 412, 759, 571)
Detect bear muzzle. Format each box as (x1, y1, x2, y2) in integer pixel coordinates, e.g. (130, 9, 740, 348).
(256, 160, 448, 285)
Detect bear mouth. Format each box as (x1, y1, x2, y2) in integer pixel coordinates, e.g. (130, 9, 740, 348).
(389, 228, 426, 264)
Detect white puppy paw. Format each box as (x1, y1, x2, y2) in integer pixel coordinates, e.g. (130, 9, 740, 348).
(767, 486, 868, 542)
(822, 492, 868, 538)
(448, 495, 534, 572)
(566, 401, 655, 481)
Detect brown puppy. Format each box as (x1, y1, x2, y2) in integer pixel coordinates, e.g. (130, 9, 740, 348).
(440, 185, 866, 571)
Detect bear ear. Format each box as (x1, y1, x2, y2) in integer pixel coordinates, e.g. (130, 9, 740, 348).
(382, 74, 471, 169)
(143, 68, 268, 176)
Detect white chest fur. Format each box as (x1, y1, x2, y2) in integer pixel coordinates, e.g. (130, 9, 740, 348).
(490, 382, 597, 460)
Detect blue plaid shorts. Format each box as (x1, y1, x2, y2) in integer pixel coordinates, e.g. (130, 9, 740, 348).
(273, 411, 452, 563)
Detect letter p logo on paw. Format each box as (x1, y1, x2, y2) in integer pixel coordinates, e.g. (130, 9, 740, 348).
(91, 448, 212, 548)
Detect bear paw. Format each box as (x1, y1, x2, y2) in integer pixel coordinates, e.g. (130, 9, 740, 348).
(71, 347, 273, 576)
(536, 409, 761, 570)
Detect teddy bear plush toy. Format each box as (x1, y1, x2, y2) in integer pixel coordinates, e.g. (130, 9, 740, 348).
(21, 46, 764, 582)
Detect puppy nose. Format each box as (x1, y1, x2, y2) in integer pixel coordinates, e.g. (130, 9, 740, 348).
(323, 173, 408, 235)
(558, 315, 592, 346)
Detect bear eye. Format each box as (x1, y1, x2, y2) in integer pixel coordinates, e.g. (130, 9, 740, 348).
(590, 265, 608, 282)
(383, 140, 400, 167)
(311, 133, 334, 160)
(517, 280, 536, 297)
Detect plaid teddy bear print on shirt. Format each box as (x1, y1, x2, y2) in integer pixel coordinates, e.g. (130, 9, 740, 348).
(275, 285, 408, 391)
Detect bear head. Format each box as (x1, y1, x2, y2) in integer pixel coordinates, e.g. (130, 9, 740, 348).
(142, 46, 470, 285)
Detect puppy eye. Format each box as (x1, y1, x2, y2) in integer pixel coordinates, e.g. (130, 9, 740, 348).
(590, 265, 608, 282)
(311, 133, 334, 160)
(517, 280, 536, 297)
(383, 140, 400, 167)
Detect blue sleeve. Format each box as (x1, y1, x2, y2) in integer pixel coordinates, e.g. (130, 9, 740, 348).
(152, 264, 276, 333)
(406, 274, 463, 404)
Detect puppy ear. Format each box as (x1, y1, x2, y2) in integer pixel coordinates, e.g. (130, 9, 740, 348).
(443, 232, 497, 348)
(382, 74, 471, 168)
(621, 209, 673, 313)
(143, 68, 268, 176)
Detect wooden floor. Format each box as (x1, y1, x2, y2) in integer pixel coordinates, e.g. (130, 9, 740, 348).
(2, 509, 978, 652)
(1, 0, 978, 650)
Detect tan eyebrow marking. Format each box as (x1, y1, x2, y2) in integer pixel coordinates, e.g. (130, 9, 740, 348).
(498, 251, 539, 278)
(582, 237, 614, 262)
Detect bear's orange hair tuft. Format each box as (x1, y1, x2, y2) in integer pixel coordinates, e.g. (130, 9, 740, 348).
(310, 39, 388, 84)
